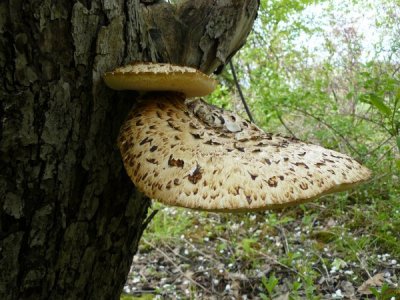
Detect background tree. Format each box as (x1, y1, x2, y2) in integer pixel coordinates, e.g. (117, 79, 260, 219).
(0, 0, 259, 299)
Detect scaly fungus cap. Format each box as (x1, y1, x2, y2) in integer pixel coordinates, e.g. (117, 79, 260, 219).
(103, 62, 217, 97)
(118, 95, 371, 212)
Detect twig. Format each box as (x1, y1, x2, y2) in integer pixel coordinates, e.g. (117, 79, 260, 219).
(292, 107, 362, 157)
(275, 226, 290, 255)
(229, 60, 255, 123)
(254, 249, 302, 277)
(311, 251, 333, 288)
(142, 209, 159, 229)
(392, 64, 400, 76)
(371, 144, 397, 168)
(276, 112, 298, 139)
(331, 86, 339, 103)
(183, 239, 222, 265)
(365, 135, 394, 157)
(161, 242, 192, 263)
(216, 236, 300, 277)
(305, 203, 327, 210)
(351, 114, 392, 135)
(142, 239, 215, 295)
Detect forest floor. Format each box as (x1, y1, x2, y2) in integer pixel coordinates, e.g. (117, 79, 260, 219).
(122, 193, 400, 300)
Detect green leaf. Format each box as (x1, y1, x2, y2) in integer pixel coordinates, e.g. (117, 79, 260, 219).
(396, 136, 400, 152)
(259, 293, 269, 300)
(369, 94, 392, 116)
(345, 91, 354, 99)
(292, 281, 302, 291)
(263, 273, 279, 294)
(241, 238, 257, 254)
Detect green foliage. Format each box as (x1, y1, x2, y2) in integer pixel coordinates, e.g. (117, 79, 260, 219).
(142, 206, 193, 243)
(370, 283, 400, 300)
(260, 273, 279, 299)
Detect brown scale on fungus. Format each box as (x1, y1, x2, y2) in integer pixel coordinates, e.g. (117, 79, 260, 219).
(146, 158, 158, 165)
(191, 133, 202, 139)
(267, 176, 279, 187)
(299, 182, 308, 190)
(168, 155, 184, 168)
(204, 139, 221, 146)
(120, 141, 132, 154)
(264, 158, 272, 165)
(294, 162, 309, 169)
(234, 143, 245, 152)
(105, 62, 371, 212)
(324, 158, 335, 163)
(188, 164, 203, 184)
(128, 158, 135, 168)
(249, 172, 258, 180)
(246, 196, 252, 205)
(139, 137, 152, 146)
(166, 120, 180, 131)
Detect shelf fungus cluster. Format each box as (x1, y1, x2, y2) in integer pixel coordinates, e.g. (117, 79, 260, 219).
(104, 62, 371, 212)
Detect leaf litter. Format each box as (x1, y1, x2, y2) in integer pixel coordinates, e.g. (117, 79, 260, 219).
(123, 204, 400, 299)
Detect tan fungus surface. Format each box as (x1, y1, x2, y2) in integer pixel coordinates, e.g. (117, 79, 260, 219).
(103, 62, 216, 97)
(118, 93, 371, 212)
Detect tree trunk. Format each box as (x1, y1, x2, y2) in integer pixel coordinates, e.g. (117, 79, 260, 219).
(0, 0, 258, 299)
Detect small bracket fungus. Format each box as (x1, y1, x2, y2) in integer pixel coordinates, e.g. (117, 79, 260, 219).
(105, 62, 371, 212)
(103, 62, 216, 97)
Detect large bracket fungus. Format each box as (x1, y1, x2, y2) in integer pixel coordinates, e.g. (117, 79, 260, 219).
(104, 62, 371, 212)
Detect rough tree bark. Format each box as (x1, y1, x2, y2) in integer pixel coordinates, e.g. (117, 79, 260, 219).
(0, 0, 259, 299)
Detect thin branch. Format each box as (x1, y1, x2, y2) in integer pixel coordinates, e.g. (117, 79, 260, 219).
(275, 226, 290, 254)
(371, 144, 397, 168)
(229, 60, 255, 123)
(142, 209, 159, 229)
(331, 86, 339, 103)
(275, 111, 298, 139)
(365, 135, 394, 157)
(392, 64, 400, 76)
(351, 114, 392, 135)
(142, 239, 214, 295)
(292, 107, 362, 158)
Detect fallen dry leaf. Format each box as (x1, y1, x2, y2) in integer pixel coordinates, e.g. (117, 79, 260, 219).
(357, 273, 385, 295)
(341, 281, 356, 299)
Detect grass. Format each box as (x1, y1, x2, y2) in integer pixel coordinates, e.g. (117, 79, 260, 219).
(122, 183, 400, 299)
